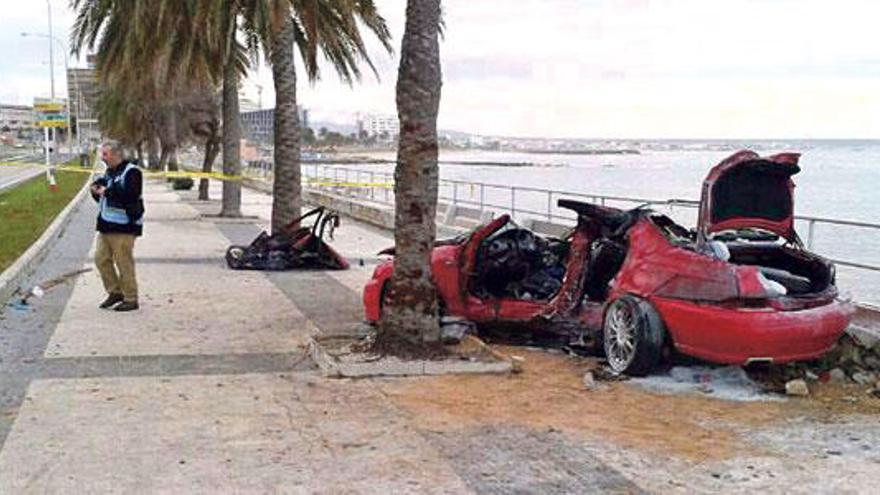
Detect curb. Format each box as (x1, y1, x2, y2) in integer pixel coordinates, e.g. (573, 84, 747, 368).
(307, 336, 513, 378)
(0, 172, 93, 305)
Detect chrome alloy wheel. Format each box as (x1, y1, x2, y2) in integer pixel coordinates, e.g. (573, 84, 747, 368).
(604, 300, 637, 372)
(228, 246, 245, 259)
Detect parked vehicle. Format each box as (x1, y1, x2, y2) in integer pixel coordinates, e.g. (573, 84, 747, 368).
(363, 150, 853, 375)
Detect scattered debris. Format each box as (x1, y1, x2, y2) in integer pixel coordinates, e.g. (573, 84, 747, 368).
(741, 333, 880, 398)
(852, 371, 877, 386)
(14, 268, 92, 306)
(582, 371, 598, 390)
(440, 317, 477, 345)
(6, 301, 30, 313)
(785, 379, 810, 397)
(462, 335, 524, 373)
(630, 366, 778, 402)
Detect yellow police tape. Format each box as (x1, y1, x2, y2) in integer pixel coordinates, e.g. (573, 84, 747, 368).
(0, 160, 393, 189)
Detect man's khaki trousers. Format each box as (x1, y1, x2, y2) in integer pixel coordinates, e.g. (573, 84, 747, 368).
(95, 233, 138, 303)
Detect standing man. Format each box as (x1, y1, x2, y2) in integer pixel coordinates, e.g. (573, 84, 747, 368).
(90, 140, 144, 311)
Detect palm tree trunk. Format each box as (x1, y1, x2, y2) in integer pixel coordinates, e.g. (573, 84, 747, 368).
(168, 147, 180, 172)
(269, 15, 302, 234)
(158, 144, 170, 170)
(220, 56, 243, 217)
(199, 138, 219, 200)
(378, 0, 443, 345)
(147, 136, 160, 171)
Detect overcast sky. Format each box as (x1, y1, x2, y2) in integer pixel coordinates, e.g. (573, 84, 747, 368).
(1, 0, 878, 138)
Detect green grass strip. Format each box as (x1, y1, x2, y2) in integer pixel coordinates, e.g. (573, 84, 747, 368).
(0, 162, 90, 273)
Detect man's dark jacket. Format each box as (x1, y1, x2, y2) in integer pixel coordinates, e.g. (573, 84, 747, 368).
(91, 159, 144, 236)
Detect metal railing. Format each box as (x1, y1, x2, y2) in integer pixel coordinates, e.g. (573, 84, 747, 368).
(245, 161, 880, 273)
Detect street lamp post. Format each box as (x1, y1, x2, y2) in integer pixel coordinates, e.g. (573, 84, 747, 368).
(47, 0, 55, 101)
(21, 32, 77, 154)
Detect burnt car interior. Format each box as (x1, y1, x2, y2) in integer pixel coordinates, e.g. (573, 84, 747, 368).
(468, 200, 653, 303)
(471, 222, 569, 301)
(465, 189, 834, 305)
(719, 236, 834, 296)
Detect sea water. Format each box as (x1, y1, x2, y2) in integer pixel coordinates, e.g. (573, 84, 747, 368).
(324, 140, 880, 304)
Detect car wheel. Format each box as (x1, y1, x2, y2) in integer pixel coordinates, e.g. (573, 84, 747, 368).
(603, 295, 665, 376)
(225, 246, 246, 269)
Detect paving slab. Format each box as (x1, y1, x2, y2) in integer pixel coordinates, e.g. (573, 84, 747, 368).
(46, 261, 310, 358)
(45, 183, 311, 358)
(0, 374, 472, 494)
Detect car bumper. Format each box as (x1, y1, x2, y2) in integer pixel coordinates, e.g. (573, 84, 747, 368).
(652, 296, 854, 365)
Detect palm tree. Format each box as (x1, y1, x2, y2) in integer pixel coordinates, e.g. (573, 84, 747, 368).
(194, 1, 251, 217)
(378, 0, 443, 346)
(242, 0, 392, 233)
(72, 0, 246, 213)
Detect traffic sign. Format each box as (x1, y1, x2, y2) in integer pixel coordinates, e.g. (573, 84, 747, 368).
(34, 102, 65, 112)
(34, 97, 65, 113)
(38, 113, 66, 127)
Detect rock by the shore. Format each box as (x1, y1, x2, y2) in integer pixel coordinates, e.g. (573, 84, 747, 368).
(785, 379, 810, 396)
(852, 371, 877, 385)
(829, 368, 848, 383)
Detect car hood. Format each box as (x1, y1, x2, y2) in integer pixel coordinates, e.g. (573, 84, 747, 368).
(698, 150, 801, 241)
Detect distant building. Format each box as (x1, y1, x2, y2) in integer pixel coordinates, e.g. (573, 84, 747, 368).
(0, 104, 36, 133)
(67, 55, 100, 145)
(241, 107, 310, 144)
(239, 97, 260, 114)
(356, 113, 399, 139)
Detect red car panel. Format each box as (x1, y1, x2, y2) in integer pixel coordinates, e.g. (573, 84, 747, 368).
(653, 296, 852, 364)
(698, 150, 801, 241)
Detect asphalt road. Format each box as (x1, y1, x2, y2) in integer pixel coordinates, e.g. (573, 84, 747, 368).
(0, 150, 50, 193)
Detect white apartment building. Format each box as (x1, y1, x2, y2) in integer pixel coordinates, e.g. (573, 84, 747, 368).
(0, 104, 36, 132)
(357, 113, 399, 138)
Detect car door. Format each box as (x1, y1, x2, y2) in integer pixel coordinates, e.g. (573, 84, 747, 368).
(457, 215, 510, 322)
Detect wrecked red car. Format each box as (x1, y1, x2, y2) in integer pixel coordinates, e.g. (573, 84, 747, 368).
(363, 151, 854, 375)
(226, 207, 349, 271)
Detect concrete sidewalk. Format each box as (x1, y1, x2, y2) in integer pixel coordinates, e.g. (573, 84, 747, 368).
(0, 178, 877, 493)
(0, 180, 475, 493)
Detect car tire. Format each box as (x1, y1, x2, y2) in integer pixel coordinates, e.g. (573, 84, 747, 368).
(225, 246, 246, 269)
(603, 295, 665, 376)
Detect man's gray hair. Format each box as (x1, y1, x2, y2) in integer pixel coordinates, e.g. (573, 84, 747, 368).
(101, 140, 125, 157)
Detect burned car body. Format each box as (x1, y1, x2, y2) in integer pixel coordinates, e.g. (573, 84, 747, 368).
(363, 151, 853, 375)
(226, 207, 349, 271)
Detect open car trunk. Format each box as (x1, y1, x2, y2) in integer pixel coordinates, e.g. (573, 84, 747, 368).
(699, 151, 800, 241)
(725, 242, 835, 297)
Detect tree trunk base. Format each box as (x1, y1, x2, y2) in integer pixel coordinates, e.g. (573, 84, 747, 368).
(369, 330, 448, 360)
(218, 209, 243, 218)
(198, 179, 210, 200)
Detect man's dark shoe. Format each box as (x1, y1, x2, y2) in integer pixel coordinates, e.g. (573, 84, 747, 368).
(114, 301, 139, 312)
(99, 293, 124, 309)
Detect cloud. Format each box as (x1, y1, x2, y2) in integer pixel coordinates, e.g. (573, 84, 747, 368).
(4, 0, 878, 137)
